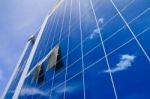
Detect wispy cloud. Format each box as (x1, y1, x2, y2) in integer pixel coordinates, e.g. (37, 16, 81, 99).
(0, 0, 55, 96)
(104, 54, 136, 73)
(89, 18, 104, 39)
(20, 87, 47, 96)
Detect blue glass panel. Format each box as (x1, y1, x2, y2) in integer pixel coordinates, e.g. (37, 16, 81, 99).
(51, 84, 65, 99)
(53, 71, 65, 87)
(130, 10, 150, 35)
(67, 59, 82, 79)
(83, 44, 104, 68)
(115, 0, 150, 22)
(68, 46, 81, 67)
(66, 73, 84, 99)
(84, 59, 116, 99)
(104, 27, 133, 53)
(108, 40, 150, 98)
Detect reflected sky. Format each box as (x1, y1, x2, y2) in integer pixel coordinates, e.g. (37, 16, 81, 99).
(0, 0, 55, 96)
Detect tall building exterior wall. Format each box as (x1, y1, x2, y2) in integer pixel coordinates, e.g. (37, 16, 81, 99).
(2, 0, 150, 99)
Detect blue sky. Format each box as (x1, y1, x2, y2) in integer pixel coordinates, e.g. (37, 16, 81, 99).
(0, 0, 55, 96)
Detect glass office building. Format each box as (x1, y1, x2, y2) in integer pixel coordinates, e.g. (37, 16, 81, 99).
(2, 0, 150, 99)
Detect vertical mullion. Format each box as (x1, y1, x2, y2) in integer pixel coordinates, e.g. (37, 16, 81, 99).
(37, 9, 58, 99)
(49, 5, 63, 99)
(29, 10, 57, 99)
(29, 12, 58, 99)
(89, 0, 118, 99)
(13, 15, 50, 99)
(79, 0, 86, 99)
(64, 0, 73, 99)
(110, 0, 150, 62)
(1, 41, 31, 99)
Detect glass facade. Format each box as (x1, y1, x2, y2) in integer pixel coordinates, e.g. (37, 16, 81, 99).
(5, 41, 34, 99)
(4, 0, 150, 99)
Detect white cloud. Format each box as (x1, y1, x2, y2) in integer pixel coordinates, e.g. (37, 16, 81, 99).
(98, 18, 104, 24)
(20, 87, 47, 96)
(89, 18, 104, 39)
(56, 86, 77, 94)
(0, 0, 56, 96)
(104, 54, 136, 73)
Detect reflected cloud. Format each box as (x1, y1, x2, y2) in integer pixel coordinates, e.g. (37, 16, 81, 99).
(56, 86, 77, 94)
(20, 87, 47, 96)
(89, 18, 104, 39)
(104, 54, 136, 73)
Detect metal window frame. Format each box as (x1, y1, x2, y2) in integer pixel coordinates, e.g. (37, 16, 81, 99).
(1, 40, 31, 99)
(12, 0, 63, 99)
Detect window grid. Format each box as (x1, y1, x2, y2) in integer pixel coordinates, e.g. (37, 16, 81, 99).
(27, 0, 149, 77)
(33, 6, 61, 99)
(17, 0, 150, 98)
(110, 0, 150, 61)
(63, 0, 72, 99)
(90, 0, 118, 98)
(41, 26, 149, 95)
(25, 8, 149, 89)
(27, 5, 149, 81)
(20, 7, 58, 99)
